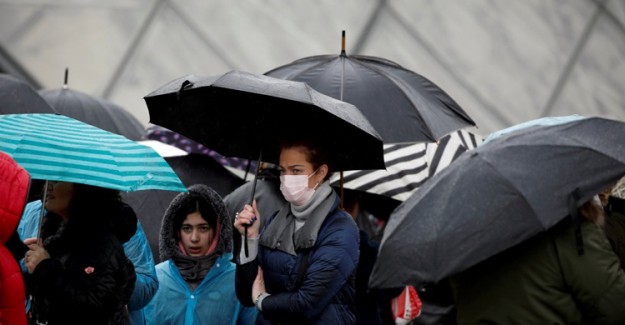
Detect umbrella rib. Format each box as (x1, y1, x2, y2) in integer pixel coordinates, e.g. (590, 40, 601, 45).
(477, 153, 541, 223)
(349, 58, 439, 141)
(275, 56, 336, 81)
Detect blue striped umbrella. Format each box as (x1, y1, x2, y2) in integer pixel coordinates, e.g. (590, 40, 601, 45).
(0, 113, 186, 192)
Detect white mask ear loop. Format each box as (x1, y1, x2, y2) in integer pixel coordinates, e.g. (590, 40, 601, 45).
(308, 168, 320, 189)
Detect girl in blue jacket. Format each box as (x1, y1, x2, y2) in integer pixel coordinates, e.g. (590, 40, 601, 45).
(144, 184, 256, 324)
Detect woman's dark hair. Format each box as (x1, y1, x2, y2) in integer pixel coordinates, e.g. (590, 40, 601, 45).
(172, 191, 218, 239)
(68, 183, 121, 219)
(65, 183, 136, 243)
(279, 138, 334, 181)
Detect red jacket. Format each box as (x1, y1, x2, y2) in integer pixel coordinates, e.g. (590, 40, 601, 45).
(0, 151, 29, 325)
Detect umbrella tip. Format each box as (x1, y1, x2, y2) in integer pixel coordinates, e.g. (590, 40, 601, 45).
(340, 30, 347, 57)
(63, 67, 69, 89)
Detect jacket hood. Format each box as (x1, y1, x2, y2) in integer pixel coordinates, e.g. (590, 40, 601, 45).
(0, 152, 30, 244)
(159, 184, 232, 261)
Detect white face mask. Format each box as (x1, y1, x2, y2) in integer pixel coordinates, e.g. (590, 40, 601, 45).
(280, 169, 319, 206)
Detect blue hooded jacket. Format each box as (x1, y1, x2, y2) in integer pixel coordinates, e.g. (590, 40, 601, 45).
(145, 254, 256, 325)
(143, 184, 256, 324)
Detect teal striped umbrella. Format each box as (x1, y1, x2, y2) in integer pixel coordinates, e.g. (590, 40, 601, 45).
(0, 113, 186, 192)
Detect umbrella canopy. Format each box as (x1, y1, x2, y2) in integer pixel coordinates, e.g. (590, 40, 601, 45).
(144, 70, 384, 171)
(39, 87, 145, 140)
(369, 116, 625, 289)
(333, 129, 482, 202)
(0, 113, 186, 192)
(145, 125, 258, 177)
(0, 74, 56, 114)
(482, 114, 585, 145)
(123, 153, 245, 263)
(265, 53, 475, 143)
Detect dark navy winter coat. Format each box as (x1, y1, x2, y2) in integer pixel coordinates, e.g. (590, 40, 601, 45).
(237, 195, 359, 324)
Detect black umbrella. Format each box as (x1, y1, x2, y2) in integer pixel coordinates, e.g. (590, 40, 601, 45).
(265, 32, 475, 143)
(144, 70, 384, 171)
(369, 117, 625, 289)
(0, 73, 56, 114)
(39, 70, 144, 140)
(145, 70, 385, 256)
(123, 153, 245, 263)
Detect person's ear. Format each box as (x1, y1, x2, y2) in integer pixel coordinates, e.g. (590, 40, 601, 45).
(317, 164, 329, 181)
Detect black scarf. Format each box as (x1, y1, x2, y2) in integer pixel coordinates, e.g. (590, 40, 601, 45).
(172, 254, 219, 290)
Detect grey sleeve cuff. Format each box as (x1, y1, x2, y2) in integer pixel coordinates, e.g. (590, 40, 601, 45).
(239, 234, 260, 264)
(255, 292, 271, 311)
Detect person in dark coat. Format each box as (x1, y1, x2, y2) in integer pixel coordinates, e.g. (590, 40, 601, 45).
(234, 139, 359, 324)
(19, 199, 158, 325)
(24, 181, 137, 325)
(600, 182, 625, 269)
(604, 196, 625, 269)
(342, 190, 398, 325)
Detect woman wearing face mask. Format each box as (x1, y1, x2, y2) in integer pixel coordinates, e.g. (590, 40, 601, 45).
(234, 139, 360, 324)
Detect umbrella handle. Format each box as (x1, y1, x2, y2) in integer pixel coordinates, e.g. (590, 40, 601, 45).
(37, 181, 49, 239)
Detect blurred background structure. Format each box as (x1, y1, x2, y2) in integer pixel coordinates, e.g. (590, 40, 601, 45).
(0, 0, 624, 136)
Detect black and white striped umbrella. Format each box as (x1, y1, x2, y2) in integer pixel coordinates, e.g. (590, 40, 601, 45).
(332, 129, 482, 201)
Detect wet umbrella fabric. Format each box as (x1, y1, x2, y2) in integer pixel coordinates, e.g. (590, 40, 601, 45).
(123, 153, 245, 263)
(39, 87, 145, 140)
(144, 70, 384, 172)
(0, 113, 186, 192)
(482, 114, 585, 145)
(369, 117, 625, 289)
(0, 74, 56, 114)
(265, 54, 475, 143)
(333, 129, 482, 202)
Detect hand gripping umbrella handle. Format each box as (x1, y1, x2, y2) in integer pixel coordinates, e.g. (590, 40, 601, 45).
(243, 152, 263, 258)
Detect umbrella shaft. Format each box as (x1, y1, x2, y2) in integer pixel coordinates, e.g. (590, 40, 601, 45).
(37, 180, 49, 239)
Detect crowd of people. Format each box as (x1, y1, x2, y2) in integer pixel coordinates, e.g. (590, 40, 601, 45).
(2, 135, 625, 324)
